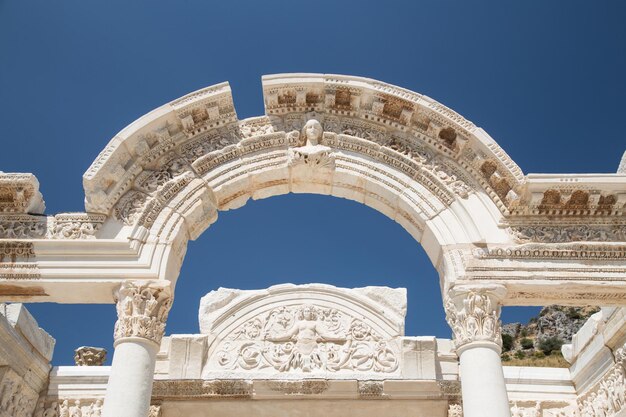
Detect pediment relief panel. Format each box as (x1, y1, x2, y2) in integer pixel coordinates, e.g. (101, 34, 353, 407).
(199, 285, 406, 377)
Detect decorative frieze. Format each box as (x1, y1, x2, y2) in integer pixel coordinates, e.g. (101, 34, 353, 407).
(265, 380, 329, 395)
(509, 401, 542, 417)
(476, 244, 626, 260)
(0, 213, 105, 240)
(113, 281, 172, 345)
(74, 346, 107, 366)
(511, 224, 626, 243)
(358, 381, 386, 399)
(0, 215, 46, 239)
(39, 398, 103, 417)
(50, 213, 106, 239)
(151, 380, 253, 399)
(444, 286, 505, 349)
(0, 242, 35, 262)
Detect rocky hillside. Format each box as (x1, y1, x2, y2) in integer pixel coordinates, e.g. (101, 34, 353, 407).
(501, 305, 599, 367)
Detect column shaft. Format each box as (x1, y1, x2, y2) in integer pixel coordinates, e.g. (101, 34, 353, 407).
(458, 342, 511, 417)
(444, 285, 510, 417)
(102, 281, 172, 417)
(103, 339, 159, 417)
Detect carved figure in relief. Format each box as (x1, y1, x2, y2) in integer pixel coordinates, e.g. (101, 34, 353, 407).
(212, 303, 399, 374)
(42, 402, 58, 417)
(59, 400, 69, 417)
(265, 304, 345, 371)
(287, 119, 335, 170)
(69, 400, 82, 417)
(510, 402, 523, 417)
(525, 402, 541, 417)
(89, 400, 102, 417)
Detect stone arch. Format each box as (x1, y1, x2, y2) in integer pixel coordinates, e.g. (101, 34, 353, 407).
(83, 74, 518, 291)
(2, 73, 624, 307)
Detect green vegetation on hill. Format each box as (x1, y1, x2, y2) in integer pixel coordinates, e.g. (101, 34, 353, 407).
(500, 305, 599, 368)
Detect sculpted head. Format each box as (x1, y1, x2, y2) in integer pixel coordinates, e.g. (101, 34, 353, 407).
(301, 119, 323, 146)
(300, 304, 317, 320)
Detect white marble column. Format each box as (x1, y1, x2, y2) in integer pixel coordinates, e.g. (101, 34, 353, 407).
(102, 281, 172, 417)
(444, 285, 511, 417)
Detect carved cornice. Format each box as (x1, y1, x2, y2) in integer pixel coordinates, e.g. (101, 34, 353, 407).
(444, 285, 505, 350)
(0, 241, 35, 262)
(113, 281, 172, 345)
(0, 173, 45, 214)
(476, 243, 626, 260)
(0, 213, 106, 240)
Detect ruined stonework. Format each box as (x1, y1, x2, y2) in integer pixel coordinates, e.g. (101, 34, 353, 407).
(0, 304, 54, 417)
(0, 74, 625, 417)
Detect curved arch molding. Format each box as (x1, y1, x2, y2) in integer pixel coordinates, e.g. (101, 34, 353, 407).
(0, 74, 625, 306)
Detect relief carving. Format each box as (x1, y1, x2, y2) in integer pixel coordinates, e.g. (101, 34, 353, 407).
(448, 403, 463, 417)
(113, 190, 149, 225)
(0, 173, 44, 214)
(444, 286, 504, 349)
(73, 346, 107, 366)
(287, 119, 335, 171)
(134, 157, 189, 194)
(0, 369, 39, 417)
(148, 404, 161, 417)
(113, 281, 172, 345)
(0, 216, 46, 239)
(213, 303, 398, 374)
(511, 225, 626, 243)
(50, 214, 106, 240)
(40, 399, 103, 417)
(151, 379, 253, 398)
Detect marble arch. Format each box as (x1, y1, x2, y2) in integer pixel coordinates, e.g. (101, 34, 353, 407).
(1, 73, 626, 417)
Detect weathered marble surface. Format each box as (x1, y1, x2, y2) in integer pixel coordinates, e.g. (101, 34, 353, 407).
(196, 284, 408, 379)
(0, 304, 54, 417)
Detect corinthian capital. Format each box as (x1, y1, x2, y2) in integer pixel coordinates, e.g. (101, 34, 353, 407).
(444, 285, 506, 350)
(113, 280, 173, 345)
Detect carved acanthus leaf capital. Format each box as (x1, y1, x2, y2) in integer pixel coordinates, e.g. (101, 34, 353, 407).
(113, 281, 173, 345)
(444, 285, 506, 350)
(74, 346, 107, 366)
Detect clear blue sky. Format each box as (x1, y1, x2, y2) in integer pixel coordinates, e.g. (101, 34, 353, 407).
(1, 1, 624, 365)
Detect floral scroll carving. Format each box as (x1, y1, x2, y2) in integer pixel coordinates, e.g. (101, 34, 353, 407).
(213, 304, 399, 374)
(113, 281, 172, 345)
(444, 286, 505, 349)
(511, 224, 626, 243)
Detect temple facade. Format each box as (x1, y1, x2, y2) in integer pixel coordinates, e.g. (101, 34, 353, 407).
(0, 74, 625, 417)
